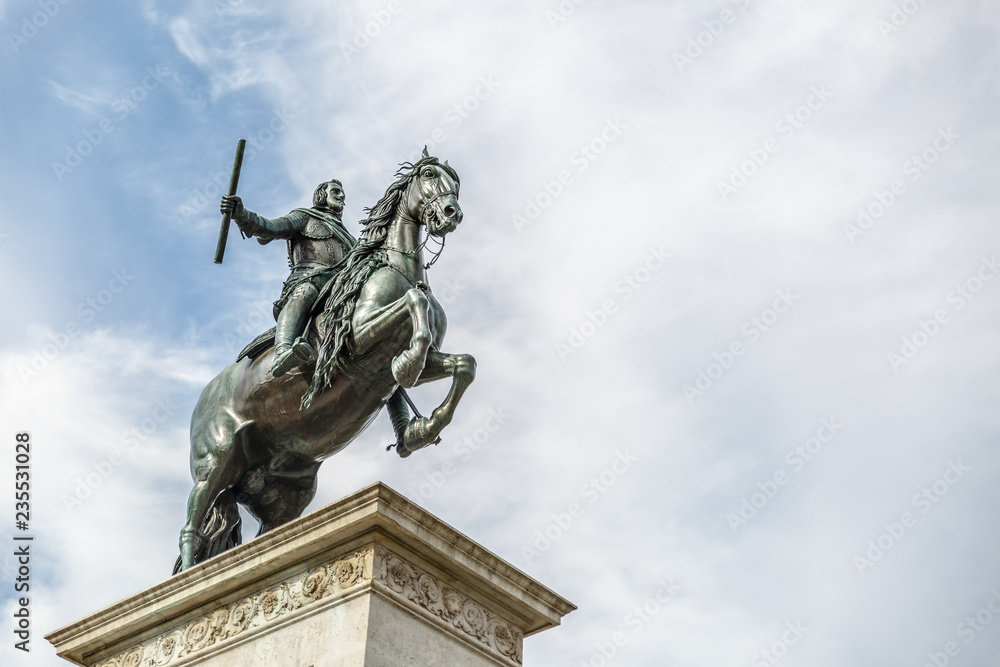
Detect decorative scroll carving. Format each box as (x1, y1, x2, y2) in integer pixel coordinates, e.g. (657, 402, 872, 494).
(93, 549, 370, 667)
(94, 545, 524, 667)
(373, 546, 524, 664)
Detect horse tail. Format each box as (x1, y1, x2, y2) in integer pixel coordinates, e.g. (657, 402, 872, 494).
(172, 489, 242, 574)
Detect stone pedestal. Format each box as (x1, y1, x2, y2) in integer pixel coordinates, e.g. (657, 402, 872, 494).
(46, 483, 575, 666)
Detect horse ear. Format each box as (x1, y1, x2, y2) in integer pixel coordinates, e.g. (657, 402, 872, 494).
(421, 146, 430, 159)
(444, 160, 449, 167)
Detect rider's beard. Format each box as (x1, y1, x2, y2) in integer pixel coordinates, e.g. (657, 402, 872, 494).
(317, 201, 344, 218)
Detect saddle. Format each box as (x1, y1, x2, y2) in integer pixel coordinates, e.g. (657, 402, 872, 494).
(236, 327, 277, 362)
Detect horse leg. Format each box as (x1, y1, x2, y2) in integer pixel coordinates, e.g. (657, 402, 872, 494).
(352, 287, 432, 388)
(243, 464, 319, 536)
(178, 437, 247, 571)
(398, 350, 476, 457)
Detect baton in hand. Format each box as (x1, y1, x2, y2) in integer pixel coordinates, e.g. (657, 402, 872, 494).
(213, 138, 247, 264)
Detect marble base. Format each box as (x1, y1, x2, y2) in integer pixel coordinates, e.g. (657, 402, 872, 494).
(46, 483, 575, 666)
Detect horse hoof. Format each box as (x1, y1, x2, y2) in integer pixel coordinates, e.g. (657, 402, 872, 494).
(401, 417, 436, 455)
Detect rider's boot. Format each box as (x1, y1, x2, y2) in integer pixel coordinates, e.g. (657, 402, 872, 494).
(272, 284, 318, 378)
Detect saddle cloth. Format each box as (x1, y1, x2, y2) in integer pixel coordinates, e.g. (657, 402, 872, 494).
(237, 327, 277, 362)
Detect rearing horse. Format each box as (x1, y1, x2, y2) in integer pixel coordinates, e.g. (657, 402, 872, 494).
(176, 153, 474, 572)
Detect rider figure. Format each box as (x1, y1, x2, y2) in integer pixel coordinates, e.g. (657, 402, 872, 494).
(220, 181, 356, 377)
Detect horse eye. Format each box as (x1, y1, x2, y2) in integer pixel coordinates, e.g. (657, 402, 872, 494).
(423, 169, 434, 177)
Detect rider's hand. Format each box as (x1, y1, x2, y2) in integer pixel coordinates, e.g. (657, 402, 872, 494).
(220, 195, 243, 216)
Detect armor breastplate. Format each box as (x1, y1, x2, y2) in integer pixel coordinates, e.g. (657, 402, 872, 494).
(289, 217, 347, 267)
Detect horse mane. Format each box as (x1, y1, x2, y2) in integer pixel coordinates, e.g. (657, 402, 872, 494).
(301, 156, 459, 408)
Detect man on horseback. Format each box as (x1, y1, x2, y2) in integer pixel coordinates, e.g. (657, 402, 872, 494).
(220, 180, 357, 377)
(178, 154, 472, 573)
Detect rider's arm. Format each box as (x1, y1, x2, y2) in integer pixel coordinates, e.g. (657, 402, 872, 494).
(231, 205, 308, 243)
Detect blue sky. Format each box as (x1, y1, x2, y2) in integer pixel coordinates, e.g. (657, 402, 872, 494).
(2, 1, 1000, 665)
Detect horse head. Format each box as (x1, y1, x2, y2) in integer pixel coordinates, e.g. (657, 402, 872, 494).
(405, 148, 462, 237)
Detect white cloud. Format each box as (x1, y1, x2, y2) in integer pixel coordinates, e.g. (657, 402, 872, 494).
(45, 79, 111, 115)
(3, 1, 1000, 665)
(167, 14, 291, 99)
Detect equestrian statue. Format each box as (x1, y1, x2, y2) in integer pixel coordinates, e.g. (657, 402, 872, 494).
(175, 148, 474, 572)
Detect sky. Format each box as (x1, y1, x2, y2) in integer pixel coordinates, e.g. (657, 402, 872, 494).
(1, 0, 999, 665)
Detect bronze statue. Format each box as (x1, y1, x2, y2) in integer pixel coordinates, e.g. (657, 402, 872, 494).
(176, 150, 474, 572)
(221, 180, 357, 377)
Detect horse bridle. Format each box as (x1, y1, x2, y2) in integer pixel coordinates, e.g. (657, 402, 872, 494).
(419, 189, 458, 224)
(394, 172, 456, 269)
